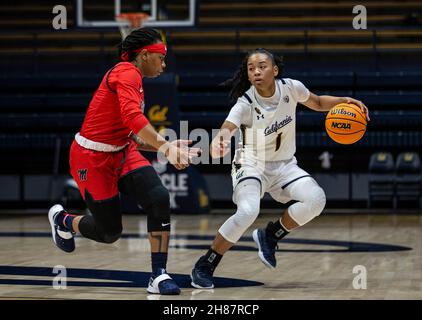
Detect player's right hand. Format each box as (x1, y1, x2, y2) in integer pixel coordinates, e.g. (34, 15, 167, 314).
(345, 97, 370, 121)
(170, 139, 202, 164)
(165, 144, 190, 170)
(210, 139, 230, 159)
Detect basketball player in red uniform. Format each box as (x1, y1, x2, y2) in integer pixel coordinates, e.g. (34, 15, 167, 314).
(48, 28, 198, 295)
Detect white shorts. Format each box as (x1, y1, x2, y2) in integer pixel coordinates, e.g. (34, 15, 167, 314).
(231, 156, 312, 204)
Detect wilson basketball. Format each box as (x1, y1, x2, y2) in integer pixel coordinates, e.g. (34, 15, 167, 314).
(325, 103, 367, 144)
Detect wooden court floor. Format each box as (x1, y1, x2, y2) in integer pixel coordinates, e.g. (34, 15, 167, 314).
(0, 212, 421, 300)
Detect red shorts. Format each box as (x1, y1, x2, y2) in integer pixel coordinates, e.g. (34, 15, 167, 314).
(69, 140, 151, 201)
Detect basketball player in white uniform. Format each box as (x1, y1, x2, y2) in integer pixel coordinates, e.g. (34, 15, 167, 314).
(191, 48, 370, 289)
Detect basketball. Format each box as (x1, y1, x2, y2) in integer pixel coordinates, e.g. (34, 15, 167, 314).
(325, 103, 367, 144)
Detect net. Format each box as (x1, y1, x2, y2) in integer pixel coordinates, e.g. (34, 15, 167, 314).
(115, 12, 150, 39)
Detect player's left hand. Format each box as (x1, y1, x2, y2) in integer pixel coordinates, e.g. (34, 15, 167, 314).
(345, 97, 370, 121)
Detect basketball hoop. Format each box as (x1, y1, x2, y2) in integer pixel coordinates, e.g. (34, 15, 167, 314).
(116, 12, 150, 39)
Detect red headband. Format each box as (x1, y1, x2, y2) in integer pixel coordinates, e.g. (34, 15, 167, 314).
(120, 43, 167, 61)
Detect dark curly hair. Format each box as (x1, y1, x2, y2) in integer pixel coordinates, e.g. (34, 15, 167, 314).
(222, 48, 284, 102)
(117, 27, 163, 62)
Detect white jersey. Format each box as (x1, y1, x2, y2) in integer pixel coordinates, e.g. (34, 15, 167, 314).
(226, 78, 310, 163)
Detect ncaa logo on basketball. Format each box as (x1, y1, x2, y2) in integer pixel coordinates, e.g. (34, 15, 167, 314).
(325, 103, 367, 144)
(330, 108, 356, 118)
(331, 122, 351, 130)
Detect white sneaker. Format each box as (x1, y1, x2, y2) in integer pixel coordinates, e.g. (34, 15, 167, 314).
(48, 204, 75, 253)
(147, 268, 181, 295)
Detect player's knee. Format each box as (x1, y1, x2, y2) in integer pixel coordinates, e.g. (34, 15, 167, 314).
(122, 167, 171, 232)
(96, 222, 122, 244)
(288, 184, 326, 226)
(298, 186, 326, 223)
(233, 199, 260, 228)
(145, 185, 171, 232)
(218, 200, 260, 243)
(308, 186, 326, 217)
(100, 229, 122, 244)
(120, 166, 170, 220)
(146, 185, 170, 218)
(83, 191, 122, 243)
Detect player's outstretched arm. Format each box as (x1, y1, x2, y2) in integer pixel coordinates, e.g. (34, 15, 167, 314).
(132, 134, 159, 152)
(303, 92, 370, 121)
(133, 135, 201, 161)
(210, 120, 238, 159)
(136, 123, 190, 170)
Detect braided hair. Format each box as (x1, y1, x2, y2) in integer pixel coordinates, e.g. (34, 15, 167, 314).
(117, 28, 163, 62)
(222, 48, 284, 102)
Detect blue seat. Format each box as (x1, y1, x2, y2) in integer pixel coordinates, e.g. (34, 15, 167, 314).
(395, 152, 422, 208)
(368, 152, 396, 208)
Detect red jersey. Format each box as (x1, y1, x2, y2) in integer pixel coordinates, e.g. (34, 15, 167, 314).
(80, 62, 150, 146)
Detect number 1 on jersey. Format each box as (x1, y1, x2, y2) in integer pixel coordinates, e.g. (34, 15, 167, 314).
(275, 132, 282, 151)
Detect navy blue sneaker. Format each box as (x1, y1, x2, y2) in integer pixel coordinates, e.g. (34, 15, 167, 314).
(252, 228, 278, 269)
(48, 204, 75, 253)
(147, 268, 181, 295)
(191, 256, 215, 289)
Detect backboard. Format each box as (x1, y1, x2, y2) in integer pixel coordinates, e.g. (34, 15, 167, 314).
(76, 0, 196, 28)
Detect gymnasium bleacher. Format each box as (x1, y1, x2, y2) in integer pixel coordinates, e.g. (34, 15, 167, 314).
(1, 0, 422, 209)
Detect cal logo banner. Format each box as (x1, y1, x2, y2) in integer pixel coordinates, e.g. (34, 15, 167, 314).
(143, 73, 180, 135)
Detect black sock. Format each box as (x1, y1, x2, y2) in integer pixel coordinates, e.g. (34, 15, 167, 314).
(266, 220, 289, 240)
(203, 249, 222, 268)
(63, 214, 77, 232)
(54, 210, 76, 232)
(151, 252, 168, 275)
